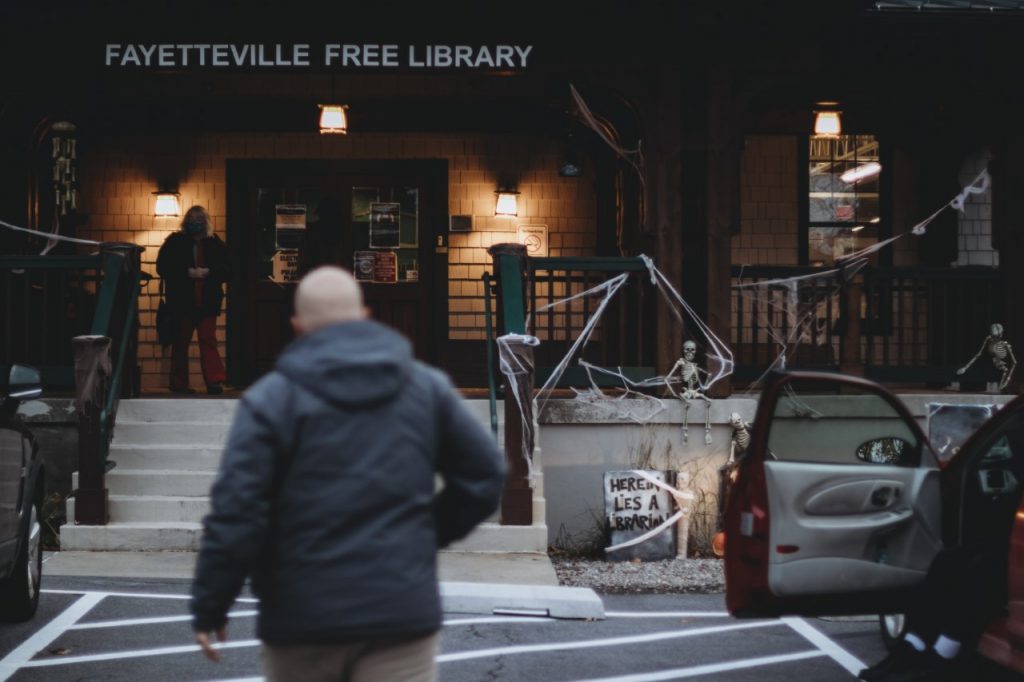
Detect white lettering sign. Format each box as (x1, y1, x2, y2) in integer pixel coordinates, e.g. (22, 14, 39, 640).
(105, 43, 533, 69)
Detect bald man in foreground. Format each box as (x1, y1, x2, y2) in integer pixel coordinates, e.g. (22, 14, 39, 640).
(191, 266, 506, 681)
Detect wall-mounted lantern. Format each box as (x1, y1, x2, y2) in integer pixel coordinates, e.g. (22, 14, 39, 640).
(494, 190, 519, 218)
(153, 191, 181, 217)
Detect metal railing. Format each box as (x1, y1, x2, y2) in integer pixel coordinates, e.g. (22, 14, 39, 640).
(730, 264, 1004, 385)
(0, 255, 104, 388)
(1, 243, 147, 524)
(862, 266, 1003, 383)
(484, 250, 659, 390)
(731, 266, 844, 380)
(525, 256, 657, 386)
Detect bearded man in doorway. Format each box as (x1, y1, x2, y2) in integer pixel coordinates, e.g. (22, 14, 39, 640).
(156, 205, 229, 395)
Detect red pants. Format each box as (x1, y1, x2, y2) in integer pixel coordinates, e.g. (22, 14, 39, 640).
(170, 315, 226, 390)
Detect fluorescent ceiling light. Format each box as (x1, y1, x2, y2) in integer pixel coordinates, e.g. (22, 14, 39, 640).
(840, 162, 882, 184)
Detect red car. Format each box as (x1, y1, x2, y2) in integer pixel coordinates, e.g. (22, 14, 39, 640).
(724, 371, 1023, 673)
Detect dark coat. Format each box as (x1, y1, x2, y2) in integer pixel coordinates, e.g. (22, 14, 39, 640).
(156, 231, 229, 317)
(190, 320, 506, 643)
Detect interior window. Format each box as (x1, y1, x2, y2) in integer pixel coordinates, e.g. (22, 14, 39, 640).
(807, 134, 881, 266)
(766, 380, 919, 466)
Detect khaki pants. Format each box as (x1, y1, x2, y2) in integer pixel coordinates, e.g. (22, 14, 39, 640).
(262, 632, 438, 682)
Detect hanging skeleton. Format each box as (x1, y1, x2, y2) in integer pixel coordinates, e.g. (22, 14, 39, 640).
(957, 323, 1017, 392)
(664, 340, 712, 445)
(728, 412, 751, 464)
(711, 413, 752, 557)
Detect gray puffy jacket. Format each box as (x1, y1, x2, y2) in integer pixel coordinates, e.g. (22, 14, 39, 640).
(191, 320, 506, 643)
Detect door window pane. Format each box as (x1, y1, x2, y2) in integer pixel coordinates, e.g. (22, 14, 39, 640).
(352, 185, 419, 283)
(767, 379, 919, 466)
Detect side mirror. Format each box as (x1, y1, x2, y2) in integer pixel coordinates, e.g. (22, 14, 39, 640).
(3, 364, 42, 402)
(856, 437, 913, 466)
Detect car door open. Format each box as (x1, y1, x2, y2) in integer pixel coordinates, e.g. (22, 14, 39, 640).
(725, 372, 944, 617)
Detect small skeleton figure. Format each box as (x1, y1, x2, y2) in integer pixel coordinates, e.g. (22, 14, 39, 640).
(957, 323, 1017, 393)
(728, 412, 751, 464)
(665, 341, 712, 445)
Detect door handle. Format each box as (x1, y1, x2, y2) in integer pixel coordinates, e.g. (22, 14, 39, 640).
(870, 486, 892, 507)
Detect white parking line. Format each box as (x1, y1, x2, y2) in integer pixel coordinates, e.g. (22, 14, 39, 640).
(0, 592, 106, 681)
(565, 650, 826, 681)
(69, 610, 259, 630)
(42, 588, 258, 603)
(782, 616, 866, 676)
(437, 620, 782, 663)
(19, 639, 261, 668)
(605, 611, 729, 618)
(443, 616, 553, 626)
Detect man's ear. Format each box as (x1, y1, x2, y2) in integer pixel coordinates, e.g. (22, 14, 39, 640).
(291, 315, 305, 336)
(360, 306, 370, 319)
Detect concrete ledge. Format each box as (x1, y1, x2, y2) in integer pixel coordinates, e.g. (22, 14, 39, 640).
(440, 581, 604, 620)
(438, 551, 557, 585)
(445, 522, 548, 553)
(60, 522, 202, 551)
(539, 398, 758, 425)
(43, 550, 198, 579)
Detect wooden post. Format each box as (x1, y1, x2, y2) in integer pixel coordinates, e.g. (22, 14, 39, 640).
(488, 243, 533, 526)
(73, 335, 111, 525)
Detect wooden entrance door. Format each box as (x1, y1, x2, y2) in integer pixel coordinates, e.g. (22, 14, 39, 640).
(227, 160, 447, 387)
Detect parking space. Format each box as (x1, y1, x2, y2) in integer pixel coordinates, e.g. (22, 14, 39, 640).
(0, 578, 940, 681)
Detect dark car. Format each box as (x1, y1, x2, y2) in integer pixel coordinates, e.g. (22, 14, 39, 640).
(0, 364, 44, 622)
(723, 371, 1024, 673)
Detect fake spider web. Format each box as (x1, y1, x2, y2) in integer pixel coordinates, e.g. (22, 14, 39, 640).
(731, 167, 992, 393)
(495, 256, 735, 479)
(495, 166, 993, 479)
(731, 258, 867, 392)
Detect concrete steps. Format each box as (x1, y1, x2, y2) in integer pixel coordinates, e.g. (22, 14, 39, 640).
(62, 397, 548, 556)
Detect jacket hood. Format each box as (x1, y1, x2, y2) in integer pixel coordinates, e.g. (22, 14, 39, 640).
(275, 320, 412, 408)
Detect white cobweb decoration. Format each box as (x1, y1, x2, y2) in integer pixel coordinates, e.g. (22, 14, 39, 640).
(496, 255, 734, 435)
(731, 258, 867, 392)
(730, 166, 991, 394)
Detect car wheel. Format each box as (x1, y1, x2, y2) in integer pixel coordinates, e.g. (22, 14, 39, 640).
(879, 613, 907, 651)
(0, 503, 42, 622)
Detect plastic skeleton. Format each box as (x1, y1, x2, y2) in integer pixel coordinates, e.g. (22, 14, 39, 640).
(664, 341, 712, 445)
(957, 323, 1017, 392)
(728, 412, 751, 463)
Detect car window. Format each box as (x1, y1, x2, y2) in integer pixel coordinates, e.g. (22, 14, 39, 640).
(961, 411, 1024, 548)
(927, 403, 998, 465)
(766, 380, 920, 466)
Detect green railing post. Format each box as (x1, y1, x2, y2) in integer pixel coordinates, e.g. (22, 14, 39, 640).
(488, 243, 533, 526)
(482, 272, 499, 439)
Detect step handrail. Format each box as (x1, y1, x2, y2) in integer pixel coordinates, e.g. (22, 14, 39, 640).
(74, 243, 146, 524)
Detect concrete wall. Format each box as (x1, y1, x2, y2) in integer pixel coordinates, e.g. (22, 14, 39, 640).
(539, 398, 757, 553)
